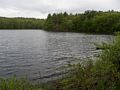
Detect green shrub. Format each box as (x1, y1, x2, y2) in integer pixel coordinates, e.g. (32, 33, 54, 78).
(0, 77, 45, 90)
(55, 33, 120, 90)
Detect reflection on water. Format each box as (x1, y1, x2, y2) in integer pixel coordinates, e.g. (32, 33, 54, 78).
(0, 30, 113, 82)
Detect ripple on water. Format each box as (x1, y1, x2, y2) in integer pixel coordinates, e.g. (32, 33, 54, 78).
(0, 30, 114, 82)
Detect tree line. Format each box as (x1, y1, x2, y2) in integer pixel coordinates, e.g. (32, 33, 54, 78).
(44, 10, 120, 34)
(0, 10, 120, 33)
(0, 17, 45, 29)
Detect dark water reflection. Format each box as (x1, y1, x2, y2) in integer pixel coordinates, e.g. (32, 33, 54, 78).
(0, 30, 113, 82)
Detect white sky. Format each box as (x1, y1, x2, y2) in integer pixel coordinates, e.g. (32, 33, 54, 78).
(0, 0, 120, 18)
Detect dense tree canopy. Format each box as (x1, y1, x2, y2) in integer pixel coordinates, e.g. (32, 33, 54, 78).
(0, 17, 45, 29)
(44, 10, 120, 34)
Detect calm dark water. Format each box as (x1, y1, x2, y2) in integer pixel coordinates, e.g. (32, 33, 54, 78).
(0, 30, 113, 82)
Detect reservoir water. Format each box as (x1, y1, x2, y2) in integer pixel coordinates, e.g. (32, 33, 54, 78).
(0, 30, 113, 82)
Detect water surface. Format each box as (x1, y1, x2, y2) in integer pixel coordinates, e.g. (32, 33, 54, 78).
(0, 30, 113, 82)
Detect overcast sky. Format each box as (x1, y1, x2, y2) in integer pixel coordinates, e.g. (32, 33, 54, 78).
(0, 0, 120, 18)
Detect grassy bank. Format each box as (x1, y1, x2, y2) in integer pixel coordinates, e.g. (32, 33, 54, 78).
(0, 77, 44, 90)
(0, 34, 120, 90)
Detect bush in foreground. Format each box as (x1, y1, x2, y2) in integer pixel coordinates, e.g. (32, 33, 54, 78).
(55, 34, 120, 90)
(0, 77, 45, 90)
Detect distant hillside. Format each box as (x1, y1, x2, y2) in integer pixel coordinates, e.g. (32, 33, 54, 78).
(0, 17, 45, 29)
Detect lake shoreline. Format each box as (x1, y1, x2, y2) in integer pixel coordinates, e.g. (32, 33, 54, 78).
(0, 29, 114, 35)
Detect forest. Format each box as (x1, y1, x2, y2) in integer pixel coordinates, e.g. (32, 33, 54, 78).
(44, 10, 120, 34)
(0, 17, 45, 29)
(0, 10, 120, 34)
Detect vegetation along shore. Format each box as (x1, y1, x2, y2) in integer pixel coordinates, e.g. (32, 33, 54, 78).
(0, 10, 120, 34)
